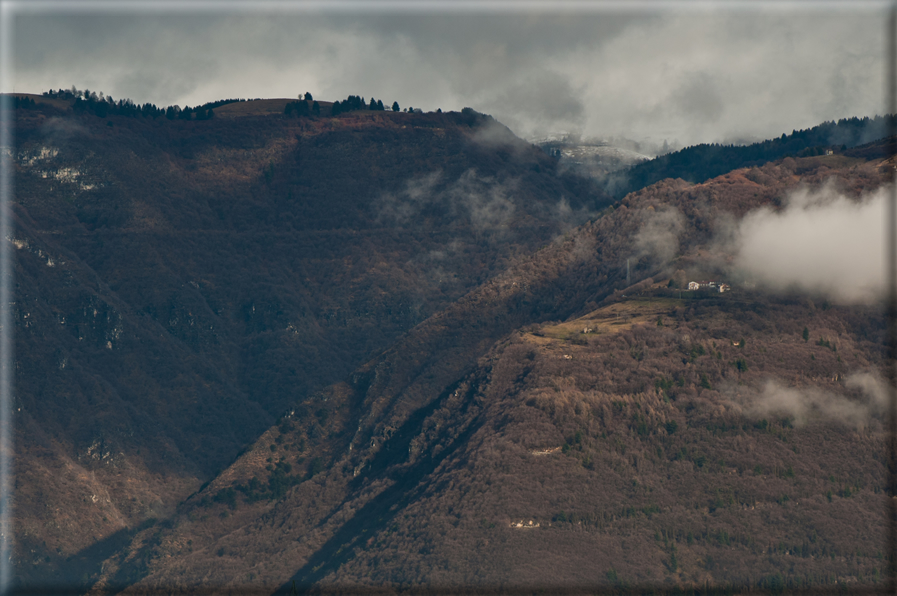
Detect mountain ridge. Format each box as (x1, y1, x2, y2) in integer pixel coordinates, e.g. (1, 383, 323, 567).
(613, 115, 894, 197)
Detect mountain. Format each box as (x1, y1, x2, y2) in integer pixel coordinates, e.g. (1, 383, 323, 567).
(613, 115, 895, 198)
(8, 95, 611, 588)
(81, 149, 891, 594)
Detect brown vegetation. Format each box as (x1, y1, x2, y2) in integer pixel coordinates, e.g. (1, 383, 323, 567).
(9, 100, 607, 587)
(80, 151, 892, 594)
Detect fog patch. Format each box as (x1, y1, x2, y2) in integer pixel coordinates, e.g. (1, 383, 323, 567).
(375, 171, 443, 225)
(375, 169, 518, 234)
(632, 206, 685, 264)
(663, 71, 725, 124)
(408, 241, 465, 289)
(569, 232, 597, 264)
(448, 170, 517, 233)
(416, 239, 461, 264)
(470, 117, 529, 152)
(40, 117, 89, 144)
(552, 197, 595, 232)
(731, 183, 887, 304)
(480, 68, 585, 139)
(737, 373, 887, 430)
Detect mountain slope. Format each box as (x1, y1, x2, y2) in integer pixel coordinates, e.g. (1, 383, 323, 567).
(295, 295, 886, 591)
(9, 98, 610, 586)
(93, 153, 891, 593)
(615, 115, 894, 198)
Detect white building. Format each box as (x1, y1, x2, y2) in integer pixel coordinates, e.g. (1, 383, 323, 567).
(688, 281, 730, 293)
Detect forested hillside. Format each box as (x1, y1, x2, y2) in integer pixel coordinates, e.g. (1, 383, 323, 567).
(616, 115, 894, 197)
(10, 91, 894, 594)
(8, 94, 609, 588)
(87, 150, 892, 594)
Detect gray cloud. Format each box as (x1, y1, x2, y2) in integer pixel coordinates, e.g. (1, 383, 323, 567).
(8, 6, 885, 147)
(736, 373, 887, 430)
(375, 171, 443, 225)
(731, 183, 887, 304)
(39, 117, 88, 144)
(551, 197, 594, 232)
(478, 68, 586, 136)
(560, 11, 885, 145)
(375, 169, 517, 234)
(448, 170, 517, 233)
(668, 72, 725, 124)
(632, 205, 685, 265)
(469, 118, 527, 151)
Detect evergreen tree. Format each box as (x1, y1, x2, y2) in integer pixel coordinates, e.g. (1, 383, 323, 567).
(284, 100, 310, 118)
(392, 101, 400, 112)
(331, 95, 366, 115)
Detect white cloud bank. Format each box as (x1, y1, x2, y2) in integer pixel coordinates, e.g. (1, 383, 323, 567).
(733, 184, 889, 304)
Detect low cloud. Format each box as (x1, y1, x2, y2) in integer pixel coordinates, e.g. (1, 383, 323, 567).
(731, 184, 887, 304)
(376, 169, 518, 234)
(738, 373, 887, 430)
(632, 206, 685, 264)
(375, 171, 443, 225)
(552, 197, 594, 231)
(470, 117, 527, 150)
(477, 68, 586, 138)
(449, 170, 517, 233)
(40, 117, 89, 143)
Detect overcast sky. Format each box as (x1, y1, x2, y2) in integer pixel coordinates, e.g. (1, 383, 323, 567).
(4, 2, 889, 147)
